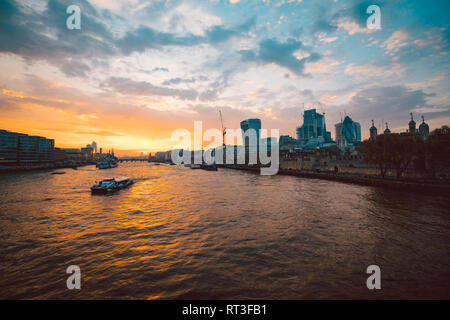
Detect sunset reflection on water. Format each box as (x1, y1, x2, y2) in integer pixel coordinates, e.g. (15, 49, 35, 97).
(0, 162, 449, 299)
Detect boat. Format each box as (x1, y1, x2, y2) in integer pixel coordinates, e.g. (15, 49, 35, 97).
(96, 155, 119, 170)
(191, 164, 201, 169)
(91, 177, 134, 194)
(51, 171, 66, 175)
(97, 162, 118, 169)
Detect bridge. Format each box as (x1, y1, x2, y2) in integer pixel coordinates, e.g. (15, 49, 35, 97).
(118, 158, 148, 162)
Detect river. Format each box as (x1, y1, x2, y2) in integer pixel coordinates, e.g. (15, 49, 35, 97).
(0, 162, 449, 299)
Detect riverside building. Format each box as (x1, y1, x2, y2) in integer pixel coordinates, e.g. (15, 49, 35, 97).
(0, 129, 54, 169)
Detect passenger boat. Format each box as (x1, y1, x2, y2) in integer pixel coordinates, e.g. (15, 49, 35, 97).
(91, 177, 134, 194)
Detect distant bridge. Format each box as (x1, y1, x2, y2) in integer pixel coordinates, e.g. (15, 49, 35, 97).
(118, 158, 148, 162)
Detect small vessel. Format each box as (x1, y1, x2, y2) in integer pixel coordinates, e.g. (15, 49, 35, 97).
(51, 171, 66, 175)
(91, 177, 134, 195)
(190, 164, 201, 169)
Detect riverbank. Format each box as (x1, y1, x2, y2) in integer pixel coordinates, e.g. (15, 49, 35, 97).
(222, 164, 450, 195)
(0, 162, 96, 174)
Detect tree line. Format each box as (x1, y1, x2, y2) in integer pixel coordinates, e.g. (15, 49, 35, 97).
(359, 126, 450, 179)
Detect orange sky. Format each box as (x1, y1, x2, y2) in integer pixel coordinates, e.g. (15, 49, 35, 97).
(1, 0, 449, 156)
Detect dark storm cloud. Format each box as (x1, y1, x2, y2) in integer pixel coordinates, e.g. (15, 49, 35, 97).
(335, 0, 383, 28)
(310, 2, 338, 35)
(239, 38, 321, 76)
(309, 0, 385, 35)
(347, 85, 432, 116)
(116, 16, 256, 54)
(0, 0, 115, 77)
(422, 109, 450, 120)
(332, 85, 448, 130)
(0, 0, 256, 77)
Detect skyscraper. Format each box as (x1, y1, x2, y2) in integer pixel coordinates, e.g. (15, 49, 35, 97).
(240, 118, 261, 151)
(296, 109, 333, 148)
(335, 115, 361, 149)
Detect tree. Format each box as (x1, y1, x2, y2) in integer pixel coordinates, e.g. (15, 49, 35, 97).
(387, 133, 417, 178)
(426, 125, 450, 177)
(360, 135, 390, 177)
(360, 133, 417, 178)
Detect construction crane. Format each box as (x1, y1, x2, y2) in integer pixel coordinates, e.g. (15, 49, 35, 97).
(219, 110, 226, 149)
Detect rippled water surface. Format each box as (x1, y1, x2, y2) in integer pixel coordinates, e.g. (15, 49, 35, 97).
(0, 162, 449, 299)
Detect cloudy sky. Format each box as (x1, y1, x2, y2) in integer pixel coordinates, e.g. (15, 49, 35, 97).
(0, 0, 449, 154)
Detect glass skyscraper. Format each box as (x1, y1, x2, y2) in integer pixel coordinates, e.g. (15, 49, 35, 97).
(240, 118, 261, 151)
(296, 109, 333, 148)
(335, 116, 362, 150)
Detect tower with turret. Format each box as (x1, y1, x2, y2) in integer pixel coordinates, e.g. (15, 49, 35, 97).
(370, 120, 378, 140)
(409, 112, 416, 134)
(419, 115, 429, 140)
(384, 122, 391, 134)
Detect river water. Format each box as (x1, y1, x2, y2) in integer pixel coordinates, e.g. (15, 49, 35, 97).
(0, 162, 449, 299)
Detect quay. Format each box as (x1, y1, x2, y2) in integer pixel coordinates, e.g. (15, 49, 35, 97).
(222, 164, 450, 195)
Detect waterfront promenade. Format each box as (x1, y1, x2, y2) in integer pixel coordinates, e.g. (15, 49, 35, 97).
(222, 164, 450, 195)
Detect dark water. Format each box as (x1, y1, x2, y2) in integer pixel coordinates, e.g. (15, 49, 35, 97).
(0, 162, 449, 299)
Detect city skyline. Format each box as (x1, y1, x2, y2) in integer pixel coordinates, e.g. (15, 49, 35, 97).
(0, 0, 449, 155)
